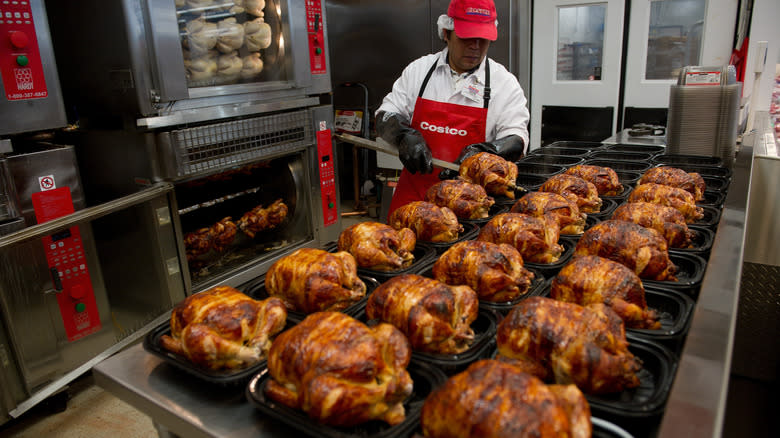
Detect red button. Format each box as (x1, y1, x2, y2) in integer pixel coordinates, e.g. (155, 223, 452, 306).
(10, 31, 29, 49)
(69, 284, 86, 300)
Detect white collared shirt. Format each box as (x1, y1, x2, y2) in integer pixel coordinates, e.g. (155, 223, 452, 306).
(377, 48, 530, 152)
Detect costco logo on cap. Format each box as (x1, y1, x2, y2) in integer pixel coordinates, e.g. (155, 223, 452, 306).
(448, 0, 498, 41)
(465, 7, 492, 17)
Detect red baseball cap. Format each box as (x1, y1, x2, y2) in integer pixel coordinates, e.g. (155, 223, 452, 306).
(447, 0, 498, 41)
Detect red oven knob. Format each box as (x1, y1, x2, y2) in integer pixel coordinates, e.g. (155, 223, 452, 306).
(9, 31, 29, 49)
(69, 284, 86, 300)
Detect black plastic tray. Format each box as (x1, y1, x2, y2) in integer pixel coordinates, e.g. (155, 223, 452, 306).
(584, 159, 654, 172)
(246, 361, 447, 438)
(703, 175, 730, 193)
(512, 173, 549, 192)
(614, 170, 643, 185)
(695, 205, 723, 229)
(651, 154, 724, 167)
(627, 286, 695, 345)
(425, 222, 480, 255)
(667, 225, 714, 257)
(529, 146, 593, 158)
(519, 154, 586, 167)
(459, 204, 509, 227)
(602, 183, 634, 202)
(523, 237, 576, 277)
(700, 190, 726, 207)
(587, 198, 619, 221)
(560, 215, 600, 240)
(650, 162, 733, 180)
(546, 140, 607, 151)
(143, 319, 273, 386)
(240, 274, 381, 324)
(323, 242, 439, 283)
(585, 336, 677, 419)
(642, 252, 707, 294)
(513, 162, 566, 177)
(588, 150, 657, 162)
(604, 144, 666, 155)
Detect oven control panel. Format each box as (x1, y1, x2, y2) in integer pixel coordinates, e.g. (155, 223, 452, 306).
(0, 0, 48, 100)
(316, 129, 337, 227)
(305, 0, 326, 75)
(32, 186, 102, 342)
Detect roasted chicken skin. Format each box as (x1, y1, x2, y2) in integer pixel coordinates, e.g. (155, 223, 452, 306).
(639, 166, 706, 201)
(421, 360, 592, 438)
(237, 199, 288, 238)
(510, 191, 587, 235)
(366, 274, 478, 354)
(574, 220, 677, 281)
(265, 248, 367, 313)
(539, 174, 603, 214)
(388, 201, 463, 243)
(209, 217, 238, 251)
(160, 285, 287, 370)
(458, 152, 519, 199)
(478, 213, 563, 264)
(496, 296, 642, 394)
(338, 221, 416, 271)
(265, 312, 413, 427)
(551, 256, 660, 329)
(433, 240, 535, 303)
(183, 227, 213, 261)
(611, 201, 694, 248)
(425, 179, 495, 220)
(628, 183, 704, 223)
(564, 164, 624, 197)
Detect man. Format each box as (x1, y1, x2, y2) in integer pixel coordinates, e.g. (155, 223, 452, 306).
(376, 0, 530, 216)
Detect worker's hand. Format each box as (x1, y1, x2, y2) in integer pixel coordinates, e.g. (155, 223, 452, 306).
(438, 136, 525, 180)
(398, 130, 433, 174)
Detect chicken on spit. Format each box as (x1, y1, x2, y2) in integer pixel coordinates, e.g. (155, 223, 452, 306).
(496, 296, 642, 394)
(564, 164, 624, 197)
(510, 191, 587, 235)
(551, 255, 661, 329)
(478, 213, 563, 264)
(265, 248, 367, 313)
(433, 240, 535, 303)
(639, 166, 706, 201)
(160, 285, 287, 370)
(425, 179, 495, 220)
(337, 221, 416, 271)
(265, 312, 413, 427)
(611, 201, 694, 248)
(209, 216, 238, 252)
(365, 274, 479, 354)
(388, 201, 463, 243)
(421, 359, 592, 438)
(458, 152, 519, 199)
(539, 174, 602, 214)
(574, 220, 677, 281)
(183, 227, 213, 262)
(237, 199, 288, 239)
(628, 183, 704, 223)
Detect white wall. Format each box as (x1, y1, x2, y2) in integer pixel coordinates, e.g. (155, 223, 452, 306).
(742, 0, 780, 115)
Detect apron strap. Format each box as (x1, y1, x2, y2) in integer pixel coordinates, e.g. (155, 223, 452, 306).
(418, 61, 438, 98)
(417, 57, 492, 109)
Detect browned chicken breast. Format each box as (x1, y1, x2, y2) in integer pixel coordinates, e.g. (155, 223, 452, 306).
(265, 312, 413, 427)
(496, 296, 642, 394)
(433, 240, 535, 303)
(265, 248, 367, 313)
(209, 216, 238, 251)
(421, 359, 592, 438)
(237, 199, 288, 238)
(160, 285, 287, 370)
(478, 213, 563, 264)
(183, 227, 213, 261)
(458, 152, 519, 199)
(551, 255, 660, 329)
(338, 221, 416, 271)
(611, 201, 694, 248)
(426, 179, 495, 219)
(540, 174, 603, 214)
(628, 183, 704, 223)
(574, 220, 677, 281)
(388, 201, 463, 243)
(639, 166, 706, 201)
(564, 164, 624, 197)
(510, 191, 587, 235)
(366, 274, 478, 354)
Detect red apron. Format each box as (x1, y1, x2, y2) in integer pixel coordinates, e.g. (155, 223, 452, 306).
(388, 59, 491, 217)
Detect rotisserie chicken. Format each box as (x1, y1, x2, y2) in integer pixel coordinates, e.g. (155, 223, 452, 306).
(337, 221, 416, 271)
(611, 201, 694, 248)
(432, 240, 535, 303)
(421, 359, 592, 438)
(510, 191, 587, 235)
(564, 164, 624, 197)
(539, 174, 602, 214)
(496, 296, 642, 394)
(477, 213, 563, 264)
(388, 201, 463, 243)
(237, 199, 288, 238)
(365, 274, 478, 354)
(425, 179, 495, 220)
(264, 312, 413, 427)
(639, 166, 706, 201)
(628, 183, 704, 223)
(183, 227, 213, 261)
(458, 152, 519, 199)
(160, 285, 287, 370)
(551, 255, 661, 329)
(574, 220, 677, 281)
(209, 216, 238, 251)
(265, 248, 367, 313)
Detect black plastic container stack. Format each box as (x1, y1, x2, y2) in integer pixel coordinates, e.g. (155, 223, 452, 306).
(604, 143, 666, 156)
(514, 162, 566, 177)
(652, 154, 724, 167)
(529, 146, 593, 158)
(588, 150, 658, 163)
(519, 153, 586, 167)
(583, 158, 654, 173)
(545, 140, 608, 152)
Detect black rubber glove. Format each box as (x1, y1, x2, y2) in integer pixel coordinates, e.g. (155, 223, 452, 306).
(438, 135, 526, 180)
(376, 111, 433, 174)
